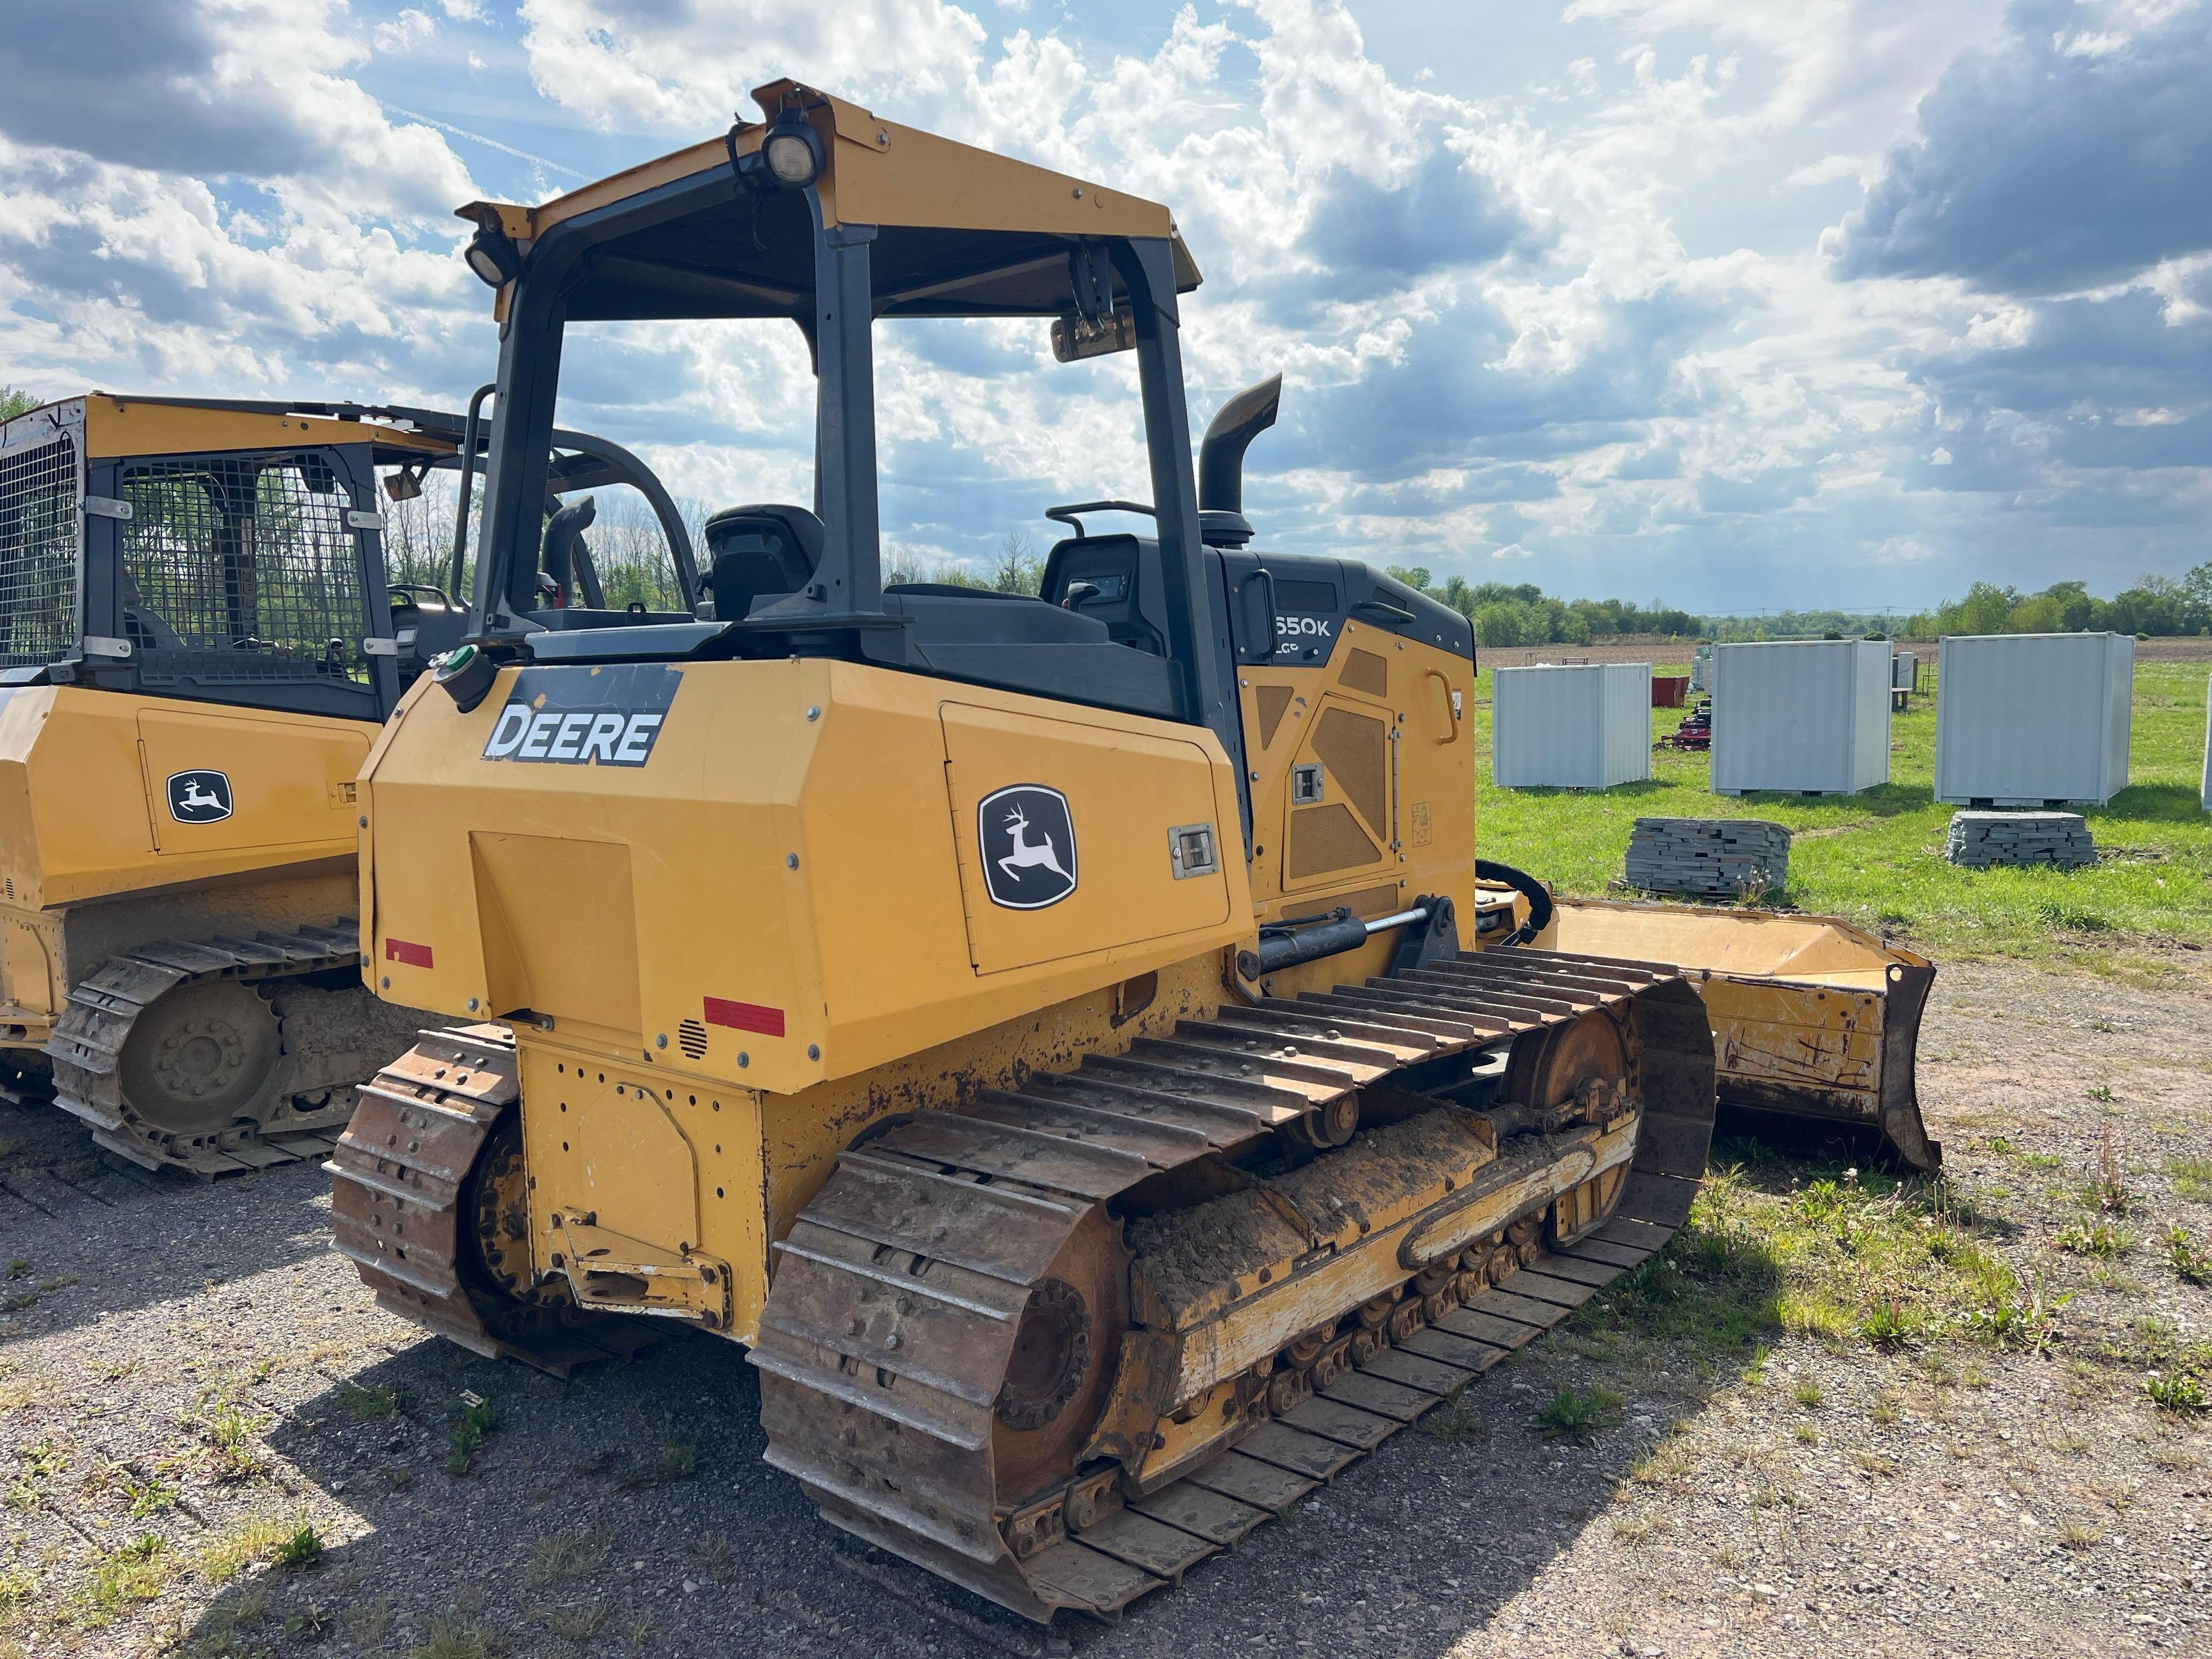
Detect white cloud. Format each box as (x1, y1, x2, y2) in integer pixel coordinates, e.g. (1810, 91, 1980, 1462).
(0, 0, 2204, 608)
(374, 9, 438, 54)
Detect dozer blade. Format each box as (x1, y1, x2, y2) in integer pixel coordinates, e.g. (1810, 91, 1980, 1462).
(1544, 899, 1938, 1170)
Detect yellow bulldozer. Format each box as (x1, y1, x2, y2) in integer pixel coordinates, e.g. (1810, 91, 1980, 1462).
(0, 392, 695, 1173)
(329, 82, 1933, 1622)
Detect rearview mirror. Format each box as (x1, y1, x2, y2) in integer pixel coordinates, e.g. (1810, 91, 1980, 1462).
(1052, 305, 1138, 362)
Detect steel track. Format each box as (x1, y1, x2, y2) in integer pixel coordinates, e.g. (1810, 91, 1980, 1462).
(44, 923, 396, 1175)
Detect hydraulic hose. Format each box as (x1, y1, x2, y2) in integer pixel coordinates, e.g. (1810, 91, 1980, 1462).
(1476, 858, 1553, 948)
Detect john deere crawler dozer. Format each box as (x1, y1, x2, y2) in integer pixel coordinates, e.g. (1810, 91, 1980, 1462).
(0, 393, 695, 1172)
(329, 82, 1923, 1622)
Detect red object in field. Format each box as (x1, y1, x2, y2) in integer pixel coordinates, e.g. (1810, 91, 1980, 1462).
(1652, 675, 1689, 708)
(1656, 697, 1712, 751)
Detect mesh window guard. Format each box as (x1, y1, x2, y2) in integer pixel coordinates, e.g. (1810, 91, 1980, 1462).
(0, 433, 81, 671)
(121, 452, 372, 688)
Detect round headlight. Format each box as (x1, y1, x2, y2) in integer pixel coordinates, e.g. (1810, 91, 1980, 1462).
(764, 129, 820, 187)
(464, 228, 521, 289)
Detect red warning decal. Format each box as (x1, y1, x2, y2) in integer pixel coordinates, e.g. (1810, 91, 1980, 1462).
(703, 997, 785, 1037)
(384, 937, 434, 969)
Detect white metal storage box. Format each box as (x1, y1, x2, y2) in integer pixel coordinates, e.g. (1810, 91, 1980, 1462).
(1934, 632, 2134, 806)
(1709, 639, 1892, 796)
(1492, 663, 1653, 790)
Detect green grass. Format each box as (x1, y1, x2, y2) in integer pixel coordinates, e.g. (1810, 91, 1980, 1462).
(1475, 658, 2212, 973)
(1531, 1385, 1624, 1443)
(1586, 1138, 2068, 1359)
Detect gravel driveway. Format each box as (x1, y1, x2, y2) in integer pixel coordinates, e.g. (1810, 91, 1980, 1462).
(2, 958, 2206, 1658)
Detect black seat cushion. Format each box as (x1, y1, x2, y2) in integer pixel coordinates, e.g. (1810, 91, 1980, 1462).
(704, 503, 823, 620)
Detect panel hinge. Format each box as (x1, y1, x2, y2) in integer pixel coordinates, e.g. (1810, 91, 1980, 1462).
(346, 509, 387, 532)
(361, 637, 399, 657)
(81, 636, 134, 658)
(83, 496, 133, 521)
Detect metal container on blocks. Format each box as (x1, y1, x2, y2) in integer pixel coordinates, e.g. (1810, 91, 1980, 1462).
(1933, 632, 2134, 806)
(1492, 662, 1653, 789)
(1709, 639, 1892, 796)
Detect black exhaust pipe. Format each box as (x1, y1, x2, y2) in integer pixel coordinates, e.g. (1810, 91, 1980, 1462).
(1197, 374, 1281, 547)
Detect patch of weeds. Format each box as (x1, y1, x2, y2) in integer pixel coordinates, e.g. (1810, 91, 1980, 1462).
(1419, 1397, 1488, 1444)
(2144, 1370, 2207, 1414)
(186, 1387, 272, 1482)
(3, 1262, 24, 1281)
(1532, 1385, 1625, 1445)
(1628, 1433, 1695, 1487)
(545, 1602, 611, 1641)
(0, 1567, 39, 1613)
(2169, 1156, 2212, 1203)
(446, 1397, 499, 1476)
(2086, 1125, 2133, 1213)
(1960, 1362, 1991, 1388)
(384, 1465, 412, 1491)
(2060, 1522, 2100, 1551)
(2085, 1085, 2116, 1104)
(2016, 1151, 2063, 1171)
(623, 1615, 657, 1646)
(407, 1615, 500, 1659)
(343, 1597, 396, 1647)
(1792, 1423, 1818, 1445)
(1855, 1450, 1899, 1476)
(92, 1359, 137, 1384)
(1870, 1391, 1902, 1425)
(340, 1382, 401, 1422)
(120, 1467, 179, 1519)
(1791, 1378, 1822, 1408)
(617, 1435, 696, 1490)
(270, 1522, 323, 1569)
(1861, 1300, 1922, 1348)
(81, 1534, 174, 1620)
(2167, 1225, 2212, 1286)
(690, 1532, 737, 1583)
(2048, 1427, 2090, 1455)
(198, 1514, 314, 1586)
(2055, 1219, 2132, 1258)
(526, 1528, 613, 1587)
(1610, 1513, 1675, 1544)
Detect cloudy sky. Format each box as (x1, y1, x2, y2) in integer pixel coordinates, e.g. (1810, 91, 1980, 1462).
(2, 0, 2207, 611)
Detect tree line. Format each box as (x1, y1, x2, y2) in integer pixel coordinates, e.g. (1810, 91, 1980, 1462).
(1897, 570, 2212, 640)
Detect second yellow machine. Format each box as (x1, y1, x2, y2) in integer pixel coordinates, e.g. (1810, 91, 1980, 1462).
(332, 84, 1922, 1621)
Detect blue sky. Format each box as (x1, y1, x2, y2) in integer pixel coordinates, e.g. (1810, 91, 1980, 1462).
(2, 0, 2207, 610)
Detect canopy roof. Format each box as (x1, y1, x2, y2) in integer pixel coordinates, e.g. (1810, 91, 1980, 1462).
(457, 79, 1201, 324)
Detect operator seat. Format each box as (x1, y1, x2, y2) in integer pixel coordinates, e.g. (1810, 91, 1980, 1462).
(703, 503, 823, 620)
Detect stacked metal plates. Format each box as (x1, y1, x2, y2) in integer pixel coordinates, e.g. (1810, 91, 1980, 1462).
(1944, 811, 2097, 869)
(1624, 817, 1791, 898)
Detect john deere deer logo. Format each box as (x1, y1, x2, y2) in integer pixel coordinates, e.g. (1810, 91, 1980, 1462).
(979, 785, 1078, 910)
(166, 771, 233, 825)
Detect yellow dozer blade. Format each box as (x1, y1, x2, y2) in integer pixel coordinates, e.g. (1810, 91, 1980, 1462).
(1543, 899, 1938, 1170)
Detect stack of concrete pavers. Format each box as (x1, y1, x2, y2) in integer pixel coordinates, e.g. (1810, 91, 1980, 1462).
(1944, 811, 2097, 869)
(1624, 817, 1791, 899)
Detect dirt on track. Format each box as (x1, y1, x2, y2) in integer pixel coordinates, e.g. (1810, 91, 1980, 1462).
(2, 959, 2207, 1659)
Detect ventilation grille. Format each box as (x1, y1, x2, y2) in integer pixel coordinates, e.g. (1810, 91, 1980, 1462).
(678, 1018, 709, 1060)
(122, 452, 369, 687)
(1341, 647, 1388, 697)
(1286, 803, 1380, 878)
(0, 432, 80, 671)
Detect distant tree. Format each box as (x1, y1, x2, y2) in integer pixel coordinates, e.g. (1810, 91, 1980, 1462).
(993, 531, 1043, 595)
(0, 386, 42, 421)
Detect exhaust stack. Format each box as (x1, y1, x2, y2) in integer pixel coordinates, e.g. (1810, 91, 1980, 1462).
(1196, 373, 1282, 548)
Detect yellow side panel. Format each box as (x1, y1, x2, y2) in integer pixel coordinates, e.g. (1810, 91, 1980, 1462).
(364, 658, 1251, 1096)
(470, 834, 643, 1037)
(0, 687, 367, 908)
(136, 707, 370, 858)
(941, 702, 1230, 974)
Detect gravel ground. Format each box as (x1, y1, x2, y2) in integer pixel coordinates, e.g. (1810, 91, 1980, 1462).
(2, 958, 2206, 1659)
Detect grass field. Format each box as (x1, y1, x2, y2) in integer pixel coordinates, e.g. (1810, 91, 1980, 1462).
(1475, 658, 2212, 978)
